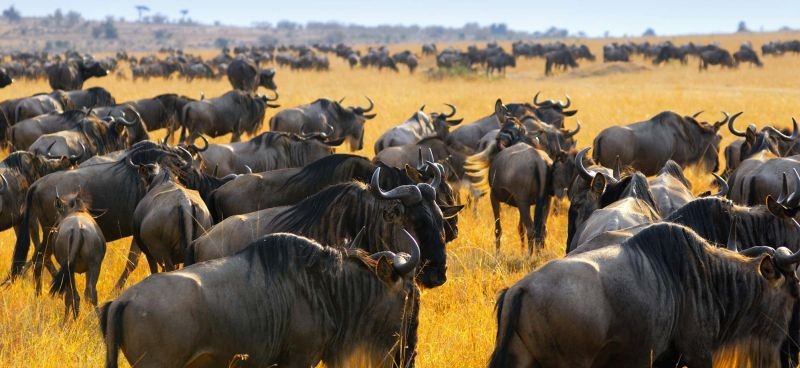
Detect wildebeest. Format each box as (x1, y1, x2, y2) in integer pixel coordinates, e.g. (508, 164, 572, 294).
(196, 130, 342, 176)
(593, 110, 734, 175)
(544, 49, 578, 76)
(9, 109, 90, 151)
(648, 160, 728, 217)
(9, 142, 193, 290)
(422, 43, 437, 56)
(373, 104, 462, 154)
(699, 48, 736, 70)
(12, 91, 72, 123)
(0, 67, 12, 88)
(100, 231, 420, 368)
(47, 192, 105, 319)
(603, 43, 630, 62)
(734, 44, 763, 67)
(723, 116, 798, 175)
(490, 222, 800, 367)
(46, 59, 108, 90)
(226, 56, 278, 92)
(729, 156, 800, 207)
(28, 113, 145, 163)
(188, 168, 452, 288)
(486, 52, 516, 75)
(180, 89, 279, 143)
(62, 87, 116, 109)
(98, 93, 196, 140)
(466, 100, 553, 254)
(130, 162, 212, 274)
(270, 97, 376, 151)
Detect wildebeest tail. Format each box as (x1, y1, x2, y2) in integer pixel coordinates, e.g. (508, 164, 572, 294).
(100, 300, 127, 368)
(464, 140, 498, 197)
(488, 288, 525, 368)
(10, 183, 37, 277)
(49, 228, 81, 296)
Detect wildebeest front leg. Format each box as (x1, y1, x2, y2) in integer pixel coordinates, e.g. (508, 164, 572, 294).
(114, 238, 141, 290)
(85, 263, 101, 307)
(532, 195, 552, 252)
(491, 192, 502, 252)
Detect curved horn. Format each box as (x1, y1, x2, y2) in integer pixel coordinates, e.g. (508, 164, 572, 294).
(392, 229, 421, 276)
(727, 112, 747, 137)
(764, 117, 799, 142)
(349, 226, 367, 248)
(0, 173, 7, 193)
(69, 142, 86, 162)
(739, 245, 775, 257)
(613, 156, 622, 181)
(558, 95, 571, 109)
(370, 167, 422, 205)
(711, 173, 729, 197)
(244, 165, 253, 174)
(576, 147, 596, 181)
(189, 135, 209, 152)
(361, 96, 374, 112)
(265, 89, 279, 101)
(425, 160, 442, 188)
(338, 97, 345, 104)
(533, 91, 543, 106)
(177, 147, 193, 170)
(692, 111, 704, 119)
(561, 121, 581, 138)
(777, 172, 789, 203)
(714, 111, 731, 129)
(726, 216, 739, 251)
(116, 115, 138, 126)
(443, 103, 456, 118)
(774, 238, 800, 267)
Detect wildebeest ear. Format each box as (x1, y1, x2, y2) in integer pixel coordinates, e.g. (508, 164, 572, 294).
(758, 255, 782, 283)
(745, 126, 756, 144)
(441, 204, 464, 219)
(375, 256, 397, 283)
(590, 174, 606, 195)
(382, 203, 404, 223)
(562, 109, 578, 116)
(494, 99, 507, 123)
(404, 164, 423, 183)
(766, 195, 790, 218)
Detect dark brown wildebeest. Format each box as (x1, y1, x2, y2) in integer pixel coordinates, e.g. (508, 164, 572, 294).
(180, 89, 279, 143)
(9, 142, 194, 290)
(188, 168, 453, 288)
(96, 93, 196, 140)
(373, 104, 462, 154)
(29, 113, 146, 163)
(486, 52, 516, 75)
(46, 59, 108, 90)
(100, 231, 420, 368)
(728, 151, 800, 206)
(62, 87, 116, 110)
(422, 43, 437, 55)
(0, 67, 12, 88)
(531, 92, 578, 129)
(723, 117, 798, 175)
(196, 130, 343, 176)
(465, 100, 552, 254)
(593, 110, 735, 175)
(490, 222, 800, 368)
(699, 48, 736, 70)
(10, 110, 92, 151)
(566, 147, 624, 248)
(226, 56, 277, 92)
(544, 49, 578, 75)
(269, 97, 376, 151)
(13, 91, 72, 123)
(648, 160, 728, 217)
(131, 162, 212, 273)
(734, 44, 763, 67)
(47, 192, 105, 320)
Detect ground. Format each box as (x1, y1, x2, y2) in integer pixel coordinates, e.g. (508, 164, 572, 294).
(1, 32, 799, 367)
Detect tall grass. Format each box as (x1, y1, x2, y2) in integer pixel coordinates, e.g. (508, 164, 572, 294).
(1, 33, 800, 367)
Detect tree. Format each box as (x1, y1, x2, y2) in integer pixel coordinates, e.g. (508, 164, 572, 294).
(643, 28, 656, 37)
(737, 21, 750, 33)
(2, 5, 21, 22)
(135, 5, 150, 22)
(180, 9, 188, 23)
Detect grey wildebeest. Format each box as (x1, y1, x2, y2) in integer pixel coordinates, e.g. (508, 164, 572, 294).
(179, 89, 279, 143)
(699, 48, 736, 70)
(12, 91, 72, 123)
(734, 44, 763, 67)
(9, 141, 194, 290)
(188, 168, 452, 288)
(465, 100, 553, 254)
(47, 192, 106, 320)
(723, 117, 798, 175)
(728, 153, 800, 207)
(226, 56, 277, 92)
(100, 231, 420, 368)
(97, 93, 196, 140)
(196, 130, 343, 176)
(0, 67, 12, 88)
(648, 160, 728, 217)
(544, 49, 578, 75)
(373, 104, 462, 154)
(490, 222, 800, 368)
(593, 110, 735, 175)
(10, 109, 91, 151)
(46, 59, 108, 90)
(269, 97, 376, 151)
(61, 87, 116, 110)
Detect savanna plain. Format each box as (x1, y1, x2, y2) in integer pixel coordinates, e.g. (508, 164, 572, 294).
(1, 32, 800, 367)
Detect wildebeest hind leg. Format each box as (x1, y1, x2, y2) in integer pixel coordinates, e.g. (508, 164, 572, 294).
(114, 238, 142, 290)
(516, 201, 534, 256)
(491, 192, 502, 252)
(532, 196, 552, 252)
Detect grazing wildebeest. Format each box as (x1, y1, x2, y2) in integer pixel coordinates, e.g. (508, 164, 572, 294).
(226, 56, 277, 92)
(269, 97, 376, 151)
(131, 162, 212, 273)
(544, 49, 578, 75)
(180, 89, 278, 143)
(734, 45, 763, 67)
(465, 100, 553, 254)
(101, 231, 420, 368)
(46, 59, 108, 90)
(28, 114, 145, 163)
(0, 67, 12, 88)
(593, 110, 734, 175)
(373, 104, 462, 154)
(699, 48, 736, 70)
(486, 52, 516, 75)
(47, 192, 105, 320)
(188, 168, 452, 288)
(9, 142, 193, 290)
(490, 222, 800, 368)
(197, 130, 343, 176)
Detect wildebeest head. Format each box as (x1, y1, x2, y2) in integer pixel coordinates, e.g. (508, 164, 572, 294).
(551, 148, 580, 198)
(404, 159, 464, 243)
(79, 60, 108, 79)
(258, 68, 277, 90)
(371, 167, 449, 288)
(684, 111, 735, 172)
(494, 100, 535, 150)
(109, 105, 150, 145)
(429, 103, 462, 139)
(0, 67, 13, 88)
(567, 147, 623, 245)
(335, 96, 376, 151)
(532, 91, 578, 127)
(84, 87, 116, 107)
(53, 190, 90, 220)
(729, 115, 798, 160)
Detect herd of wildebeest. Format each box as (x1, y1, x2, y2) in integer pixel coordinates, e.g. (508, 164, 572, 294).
(0, 38, 799, 367)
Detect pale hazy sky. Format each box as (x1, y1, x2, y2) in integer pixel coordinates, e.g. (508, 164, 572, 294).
(6, 0, 798, 37)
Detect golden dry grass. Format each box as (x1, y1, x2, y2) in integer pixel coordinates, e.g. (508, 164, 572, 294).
(1, 32, 800, 367)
